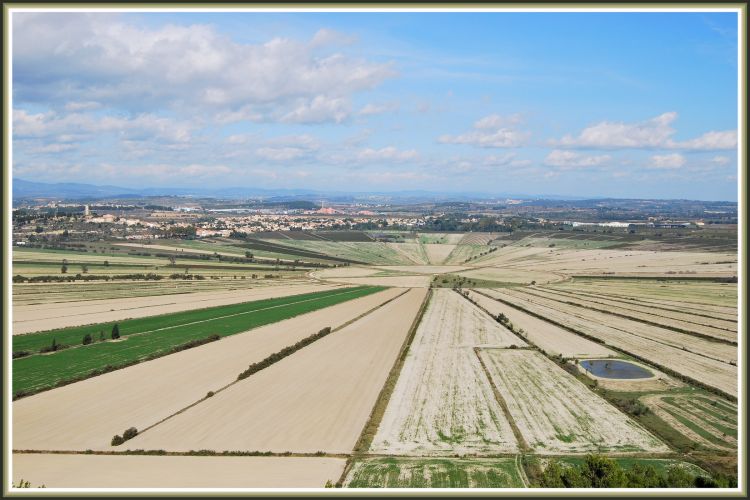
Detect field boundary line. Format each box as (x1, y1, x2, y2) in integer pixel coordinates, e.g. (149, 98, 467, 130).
(521, 287, 737, 345)
(11, 449, 351, 459)
(15, 286, 361, 354)
(340, 287, 432, 486)
(473, 289, 737, 403)
(126, 288, 410, 445)
(498, 288, 735, 367)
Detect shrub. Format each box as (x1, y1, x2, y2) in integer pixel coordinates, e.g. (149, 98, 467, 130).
(206, 391, 215, 398)
(111, 435, 124, 446)
(82, 333, 93, 345)
(122, 427, 138, 440)
(111, 324, 120, 340)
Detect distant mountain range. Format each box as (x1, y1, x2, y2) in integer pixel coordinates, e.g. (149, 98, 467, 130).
(12, 178, 583, 203)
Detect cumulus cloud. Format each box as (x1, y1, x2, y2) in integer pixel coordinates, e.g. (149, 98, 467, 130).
(438, 114, 529, 148)
(650, 153, 686, 169)
(355, 146, 419, 162)
(710, 155, 731, 165)
(544, 150, 611, 169)
(553, 112, 737, 151)
(13, 14, 395, 123)
(281, 95, 351, 124)
(358, 101, 399, 116)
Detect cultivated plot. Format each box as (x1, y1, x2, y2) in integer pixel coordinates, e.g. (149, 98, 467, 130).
(12, 454, 345, 488)
(484, 289, 737, 397)
(370, 289, 522, 456)
(479, 350, 668, 453)
(124, 288, 428, 454)
(423, 244, 457, 265)
(466, 290, 615, 358)
(13, 282, 339, 335)
(345, 457, 525, 488)
(12, 287, 403, 451)
(642, 394, 737, 450)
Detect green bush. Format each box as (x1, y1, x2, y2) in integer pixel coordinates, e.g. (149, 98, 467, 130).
(111, 435, 124, 446)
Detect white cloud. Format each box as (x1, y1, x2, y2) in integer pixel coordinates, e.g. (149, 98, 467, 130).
(650, 153, 686, 169)
(544, 150, 611, 169)
(13, 14, 396, 123)
(710, 155, 731, 165)
(355, 146, 419, 162)
(553, 112, 737, 151)
(439, 114, 529, 148)
(358, 101, 399, 116)
(281, 95, 351, 124)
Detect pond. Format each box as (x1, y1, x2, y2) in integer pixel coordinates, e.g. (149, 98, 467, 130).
(580, 359, 653, 379)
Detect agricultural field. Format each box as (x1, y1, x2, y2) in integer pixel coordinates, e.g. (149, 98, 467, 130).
(13, 286, 383, 396)
(13, 282, 337, 334)
(13, 288, 403, 451)
(345, 457, 525, 488)
(479, 349, 668, 453)
(465, 290, 616, 358)
(443, 244, 493, 265)
(258, 239, 414, 265)
(483, 288, 737, 397)
(641, 394, 737, 450)
(12, 454, 345, 488)
(423, 244, 457, 265)
(369, 290, 522, 456)
(418, 233, 465, 244)
(125, 289, 427, 453)
(385, 242, 430, 265)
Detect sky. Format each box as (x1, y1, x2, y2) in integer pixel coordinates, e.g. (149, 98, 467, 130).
(11, 10, 740, 200)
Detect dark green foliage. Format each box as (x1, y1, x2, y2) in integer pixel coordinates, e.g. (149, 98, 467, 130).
(238, 327, 332, 381)
(82, 333, 93, 345)
(111, 435, 124, 446)
(539, 454, 732, 488)
(111, 324, 120, 340)
(122, 427, 138, 440)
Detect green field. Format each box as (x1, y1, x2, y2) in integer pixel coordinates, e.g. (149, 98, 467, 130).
(13, 286, 384, 396)
(345, 458, 525, 488)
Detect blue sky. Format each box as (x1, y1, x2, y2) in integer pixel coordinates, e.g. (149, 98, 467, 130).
(11, 10, 739, 200)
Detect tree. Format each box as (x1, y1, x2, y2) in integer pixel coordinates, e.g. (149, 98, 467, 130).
(82, 333, 93, 345)
(61, 264, 68, 274)
(122, 427, 138, 440)
(111, 324, 120, 339)
(245, 251, 253, 259)
(111, 435, 124, 446)
(103, 260, 109, 267)
(81, 264, 88, 274)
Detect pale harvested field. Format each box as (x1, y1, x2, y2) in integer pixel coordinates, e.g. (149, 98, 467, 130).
(550, 281, 738, 313)
(503, 288, 736, 363)
(423, 244, 457, 265)
(444, 244, 491, 265)
(377, 265, 470, 275)
(311, 266, 380, 279)
(466, 290, 615, 358)
(13, 282, 340, 335)
(370, 290, 521, 456)
(458, 266, 565, 285)
(12, 454, 345, 488)
(12, 288, 403, 451)
(484, 289, 737, 397)
(480, 350, 668, 453)
(474, 247, 737, 278)
(385, 243, 429, 265)
(125, 288, 427, 454)
(419, 233, 465, 244)
(325, 275, 431, 288)
(526, 287, 736, 342)
(258, 240, 413, 265)
(459, 233, 498, 245)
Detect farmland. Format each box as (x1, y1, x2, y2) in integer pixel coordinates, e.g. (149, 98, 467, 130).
(13, 286, 383, 396)
(479, 350, 667, 453)
(369, 290, 522, 456)
(11, 228, 740, 489)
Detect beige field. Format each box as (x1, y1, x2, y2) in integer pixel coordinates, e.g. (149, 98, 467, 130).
(484, 289, 737, 397)
(310, 266, 380, 279)
(13, 282, 341, 335)
(370, 290, 521, 456)
(12, 288, 403, 451)
(480, 350, 668, 454)
(457, 266, 565, 285)
(443, 244, 491, 265)
(12, 454, 345, 488)
(474, 247, 737, 278)
(377, 265, 470, 275)
(385, 243, 429, 265)
(423, 244, 457, 265)
(466, 290, 616, 358)
(524, 287, 736, 342)
(123, 288, 427, 454)
(459, 233, 498, 245)
(501, 288, 736, 363)
(322, 275, 432, 288)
